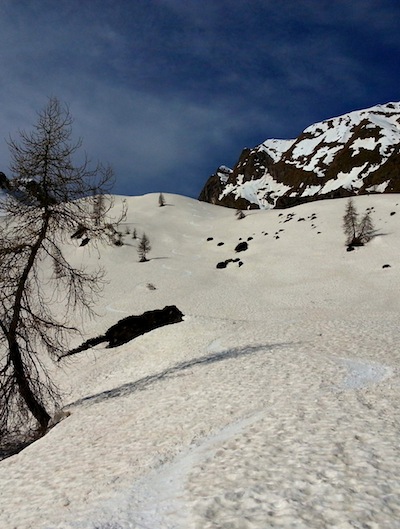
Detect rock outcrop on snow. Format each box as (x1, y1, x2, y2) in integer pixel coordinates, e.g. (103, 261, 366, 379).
(60, 305, 184, 358)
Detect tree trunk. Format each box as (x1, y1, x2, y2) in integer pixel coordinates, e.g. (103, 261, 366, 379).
(9, 338, 51, 432)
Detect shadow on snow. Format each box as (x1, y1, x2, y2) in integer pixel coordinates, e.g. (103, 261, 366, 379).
(68, 342, 293, 409)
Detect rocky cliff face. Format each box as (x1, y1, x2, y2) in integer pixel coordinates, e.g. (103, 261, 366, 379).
(199, 102, 400, 209)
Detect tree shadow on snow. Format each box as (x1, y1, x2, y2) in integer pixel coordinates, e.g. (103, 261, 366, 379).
(68, 342, 293, 409)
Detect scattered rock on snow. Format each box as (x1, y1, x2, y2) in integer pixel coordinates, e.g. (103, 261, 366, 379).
(216, 258, 243, 269)
(235, 241, 248, 253)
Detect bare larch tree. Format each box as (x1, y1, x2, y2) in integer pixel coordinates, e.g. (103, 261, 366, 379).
(0, 98, 122, 439)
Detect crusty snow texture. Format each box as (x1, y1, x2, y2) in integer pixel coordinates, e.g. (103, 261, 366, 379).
(1, 193, 400, 529)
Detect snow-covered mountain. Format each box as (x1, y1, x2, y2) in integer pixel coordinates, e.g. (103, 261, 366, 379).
(199, 102, 400, 209)
(1, 192, 400, 529)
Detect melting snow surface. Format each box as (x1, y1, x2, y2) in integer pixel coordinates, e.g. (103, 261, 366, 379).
(1, 190, 400, 529)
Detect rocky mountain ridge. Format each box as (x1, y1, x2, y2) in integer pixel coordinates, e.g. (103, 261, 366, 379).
(199, 102, 400, 209)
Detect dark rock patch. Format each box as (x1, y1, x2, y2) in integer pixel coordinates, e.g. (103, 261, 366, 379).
(217, 242, 224, 246)
(207, 237, 214, 241)
(60, 306, 184, 357)
(106, 306, 184, 348)
(382, 264, 391, 268)
(284, 213, 295, 223)
(217, 258, 243, 269)
(235, 241, 248, 252)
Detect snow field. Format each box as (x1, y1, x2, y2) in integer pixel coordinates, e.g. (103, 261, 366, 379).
(0, 192, 399, 528)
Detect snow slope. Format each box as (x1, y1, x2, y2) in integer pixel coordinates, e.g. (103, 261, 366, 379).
(1, 193, 400, 529)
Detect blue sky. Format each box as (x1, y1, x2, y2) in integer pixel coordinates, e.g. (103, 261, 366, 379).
(1, 0, 399, 198)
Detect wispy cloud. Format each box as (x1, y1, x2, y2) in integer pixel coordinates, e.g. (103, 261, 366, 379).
(0, 0, 399, 197)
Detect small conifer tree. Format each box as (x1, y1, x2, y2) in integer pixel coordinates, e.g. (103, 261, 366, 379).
(343, 198, 359, 245)
(159, 193, 165, 207)
(357, 212, 374, 244)
(343, 198, 375, 247)
(138, 233, 151, 262)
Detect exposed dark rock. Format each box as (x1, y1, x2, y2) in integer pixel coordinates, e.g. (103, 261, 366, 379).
(235, 241, 248, 252)
(207, 237, 214, 241)
(216, 258, 243, 269)
(0, 171, 9, 190)
(217, 242, 225, 246)
(106, 306, 184, 347)
(60, 306, 184, 358)
(382, 264, 391, 268)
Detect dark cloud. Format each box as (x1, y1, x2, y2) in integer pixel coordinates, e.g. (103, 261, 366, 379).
(0, 0, 399, 197)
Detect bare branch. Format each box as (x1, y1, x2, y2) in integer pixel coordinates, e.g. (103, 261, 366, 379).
(0, 97, 118, 438)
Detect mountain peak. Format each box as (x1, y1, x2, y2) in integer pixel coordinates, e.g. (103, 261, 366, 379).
(199, 102, 400, 209)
